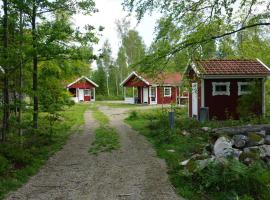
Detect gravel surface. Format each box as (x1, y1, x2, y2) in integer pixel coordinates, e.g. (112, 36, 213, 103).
(6, 106, 184, 200)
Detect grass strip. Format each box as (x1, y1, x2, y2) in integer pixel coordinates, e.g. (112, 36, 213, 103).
(88, 126, 120, 155)
(91, 106, 109, 125)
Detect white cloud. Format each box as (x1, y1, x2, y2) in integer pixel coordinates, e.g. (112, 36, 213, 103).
(73, 0, 160, 66)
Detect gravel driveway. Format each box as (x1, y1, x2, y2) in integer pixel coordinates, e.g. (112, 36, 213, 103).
(6, 106, 183, 200)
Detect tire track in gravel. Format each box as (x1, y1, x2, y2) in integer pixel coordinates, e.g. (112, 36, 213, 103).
(5, 106, 184, 200)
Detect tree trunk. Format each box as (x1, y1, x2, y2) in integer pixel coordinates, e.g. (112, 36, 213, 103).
(32, 0, 38, 129)
(106, 73, 110, 96)
(2, 0, 10, 142)
(18, 3, 23, 136)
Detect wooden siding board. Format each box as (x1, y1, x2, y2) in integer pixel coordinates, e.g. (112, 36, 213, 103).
(204, 78, 263, 120)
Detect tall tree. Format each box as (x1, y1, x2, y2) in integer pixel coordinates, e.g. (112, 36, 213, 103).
(123, 0, 270, 65)
(1, 0, 9, 141)
(21, 0, 96, 129)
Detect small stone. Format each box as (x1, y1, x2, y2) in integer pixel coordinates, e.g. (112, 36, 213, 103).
(265, 135, 270, 145)
(180, 159, 190, 166)
(167, 149, 175, 153)
(182, 130, 190, 136)
(232, 135, 248, 149)
(202, 127, 211, 132)
(257, 130, 266, 137)
(214, 137, 234, 158)
(247, 132, 264, 146)
(244, 145, 270, 158)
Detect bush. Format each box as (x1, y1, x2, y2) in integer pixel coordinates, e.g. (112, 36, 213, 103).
(183, 159, 270, 199)
(95, 95, 124, 101)
(128, 110, 138, 120)
(0, 155, 10, 176)
(0, 144, 33, 168)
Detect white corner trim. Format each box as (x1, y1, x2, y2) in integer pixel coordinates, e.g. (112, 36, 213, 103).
(67, 76, 99, 88)
(120, 71, 150, 86)
(191, 62, 201, 75)
(201, 79, 205, 107)
(212, 82, 230, 96)
(164, 87, 172, 97)
(237, 82, 251, 96)
(262, 78, 266, 117)
(257, 58, 270, 72)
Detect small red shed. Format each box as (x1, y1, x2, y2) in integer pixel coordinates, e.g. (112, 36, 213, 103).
(186, 59, 270, 120)
(67, 76, 98, 103)
(120, 71, 186, 105)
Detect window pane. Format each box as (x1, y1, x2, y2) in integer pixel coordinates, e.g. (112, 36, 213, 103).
(84, 90, 90, 95)
(164, 88, 171, 96)
(215, 85, 227, 92)
(151, 88, 156, 97)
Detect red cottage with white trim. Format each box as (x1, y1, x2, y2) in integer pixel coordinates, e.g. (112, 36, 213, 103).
(120, 71, 186, 105)
(186, 59, 270, 120)
(67, 76, 98, 103)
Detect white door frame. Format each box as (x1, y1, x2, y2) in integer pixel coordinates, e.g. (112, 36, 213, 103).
(192, 83, 198, 118)
(149, 86, 157, 105)
(143, 87, 149, 104)
(78, 89, 84, 102)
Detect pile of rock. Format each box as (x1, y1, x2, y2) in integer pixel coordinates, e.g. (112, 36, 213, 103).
(212, 125, 270, 166)
(181, 125, 270, 171)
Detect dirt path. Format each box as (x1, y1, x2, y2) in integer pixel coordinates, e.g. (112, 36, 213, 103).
(6, 106, 183, 200)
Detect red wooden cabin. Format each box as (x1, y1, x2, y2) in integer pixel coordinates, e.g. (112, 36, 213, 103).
(67, 76, 98, 103)
(186, 59, 270, 120)
(120, 71, 186, 105)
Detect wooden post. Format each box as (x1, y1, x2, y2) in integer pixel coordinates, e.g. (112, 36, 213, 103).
(94, 88, 96, 101)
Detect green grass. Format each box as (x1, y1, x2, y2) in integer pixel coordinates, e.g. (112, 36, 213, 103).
(0, 103, 90, 199)
(88, 126, 120, 155)
(90, 106, 109, 125)
(125, 109, 270, 200)
(88, 106, 120, 155)
(95, 101, 143, 108)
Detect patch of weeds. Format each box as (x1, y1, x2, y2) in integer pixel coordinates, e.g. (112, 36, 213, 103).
(125, 108, 270, 200)
(90, 106, 109, 125)
(89, 126, 120, 155)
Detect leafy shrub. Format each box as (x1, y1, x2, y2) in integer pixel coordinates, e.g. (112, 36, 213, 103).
(0, 155, 10, 175)
(182, 159, 270, 200)
(0, 144, 33, 167)
(95, 95, 124, 101)
(128, 110, 138, 120)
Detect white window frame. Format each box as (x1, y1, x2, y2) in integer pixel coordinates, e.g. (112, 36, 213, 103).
(212, 82, 230, 96)
(164, 87, 172, 97)
(238, 82, 251, 96)
(84, 89, 90, 96)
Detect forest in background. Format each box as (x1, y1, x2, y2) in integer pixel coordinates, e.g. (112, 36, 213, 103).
(1, 0, 270, 199)
(0, 0, 269, 142)
(92, 14, 270, 100)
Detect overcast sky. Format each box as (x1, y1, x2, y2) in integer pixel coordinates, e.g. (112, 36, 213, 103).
(73, 0, 160, 61)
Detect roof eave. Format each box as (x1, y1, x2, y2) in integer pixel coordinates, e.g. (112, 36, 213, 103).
(120, 71, 150, 87)
(201, 74, 270, 79)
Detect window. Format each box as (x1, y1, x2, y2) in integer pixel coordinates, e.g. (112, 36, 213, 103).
(150, 87, 156, 97)
(84, 89, 90, 96)
(164, 87, 172, 97)
(212, 82, 230, 96)
(238, 82, 251, 95)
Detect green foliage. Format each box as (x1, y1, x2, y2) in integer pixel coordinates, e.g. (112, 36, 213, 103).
(126, 108, 270, 200)
(88, 126, 120, 155)
(95, 95, 124, 101)
(0, 104, 89, 199)
(0, 156, 9, 176)
(184, 160, 270, 200)
(237, 81, 262, 119)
